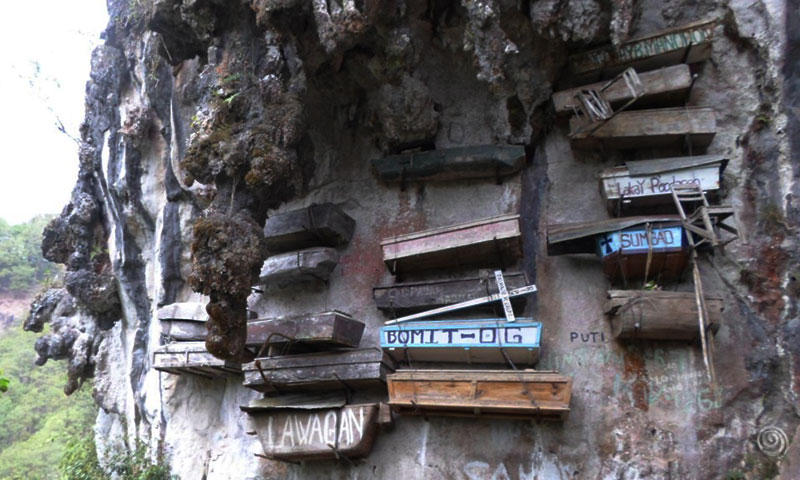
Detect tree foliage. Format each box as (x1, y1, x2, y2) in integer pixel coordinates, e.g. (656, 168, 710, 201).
(0, 216, 60, 294)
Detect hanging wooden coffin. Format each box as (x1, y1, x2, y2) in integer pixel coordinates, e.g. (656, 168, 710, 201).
(242, 394, 386, 461)
(264, 203, 355, 254)
(381, 319, 541, 365)
(158, 303, 257, 341)
(258, 247, 339, 286)
(246, 311, 365, 351)
(568, 19, 715, 83)
(599, 155, 728, 213)
(387, 370, 571, 420)
(381, 214, 522, 275)
(243, 349, 395, 393)
(605, 290, 723, 340)
(153, 342, 251, 378)
(373, 271, 528, 315)
(569, 107, 716, 150)
(597, 223, 689, 283)
(553, 65, 693, 116)
(371, 145, 525, 183)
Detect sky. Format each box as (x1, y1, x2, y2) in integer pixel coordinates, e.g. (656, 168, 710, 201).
(0, 1, 108, 225)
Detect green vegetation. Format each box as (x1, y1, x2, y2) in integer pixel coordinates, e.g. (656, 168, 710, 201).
(60, 436, 176, 480)
(0, 216, 59, 294)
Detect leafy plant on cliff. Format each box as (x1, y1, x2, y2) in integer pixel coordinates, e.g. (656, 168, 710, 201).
(59, 434, 176, 480)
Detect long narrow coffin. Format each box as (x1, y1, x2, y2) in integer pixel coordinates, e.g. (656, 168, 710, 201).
(264, 203, 355, 253)
(553, 65, 693, 116)
(258, 247, 339, 286)
(569, 19, 716, 82)
(606, 290, 723, 340)
(159, 302, 257, 341)
(373, 272, 529, 315)
(600, 155, 728, 213)
(153, 342, 248, 378)
(246, 311, 365, 350)
(381, 214, 522, 275)
(243, 349, 395, 392)
(242, 394, 384, 461)
(569, 107, 716, 150)
(381, 319, 540, 365)
(371, 145, 525, 183)
(547, 216, 690, 284)
(387, 370, 571, 420)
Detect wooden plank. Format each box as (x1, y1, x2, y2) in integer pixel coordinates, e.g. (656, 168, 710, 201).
(371, 145, 525, 183)
(373, 271, 529, 315)
(159, 303, 257, 341)
(153, 342, 246, 378)
(387, 370, 571, 420)
(547, 215, 682, 256)
(606, 290, 722, 340)
(244, 404, 380, 461)
(264, 203, 355, 253)
(246, 311, 365, 350)
(241, 392, 347, 412)
(242, 349, 395, 393)
(157, 302, 208, 321)
(568, 19, 716, 82)
(554, 65, 693, 115)
(569, 107, 716, 150)
(381, 214, 522, 275)
(258, 247, 339, 286)
(381, 319, 540, 365)
(600, 155, 727, 214)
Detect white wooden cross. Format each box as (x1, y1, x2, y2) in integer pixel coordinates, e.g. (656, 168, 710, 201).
(384, 270, 536, 325)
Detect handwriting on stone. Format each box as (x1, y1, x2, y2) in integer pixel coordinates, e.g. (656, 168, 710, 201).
(597, 226, 682, 257)
(264, 407, 366, 448)
(571, 23, 714, 71)
(463, 461, 536, 480)
(570, 331, 606, 343)
(382, 323, 539, 348)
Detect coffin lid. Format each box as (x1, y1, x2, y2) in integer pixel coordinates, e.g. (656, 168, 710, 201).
(547, 215, 682, 255)
(381, 214, 519, 246)
(621, 154, 728, 177)
(373, 270, 527, 290)
(240, 392, 347, 412)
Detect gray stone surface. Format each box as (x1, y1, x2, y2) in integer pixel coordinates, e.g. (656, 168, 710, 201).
(28, 0, 799, 478)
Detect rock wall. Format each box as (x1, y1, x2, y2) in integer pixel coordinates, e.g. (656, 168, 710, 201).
(27, 0, 799, 478)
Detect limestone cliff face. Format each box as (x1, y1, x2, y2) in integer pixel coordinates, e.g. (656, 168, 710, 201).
(27, 0, 799, 478)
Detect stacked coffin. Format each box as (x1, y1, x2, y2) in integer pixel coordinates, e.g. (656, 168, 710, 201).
(376, 215, 572, 420)
(153, 302, 256, 378)
(548, 19, 737, 342)
(242, 203, 396, 461)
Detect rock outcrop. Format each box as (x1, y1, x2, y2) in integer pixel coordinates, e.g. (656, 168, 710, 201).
(28, 0, 798, 478)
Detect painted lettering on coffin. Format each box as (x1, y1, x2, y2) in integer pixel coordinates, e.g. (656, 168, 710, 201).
(266, 408, 367, 449)
(596, 227, 683, 257)
(615, 174, 703, 198)
(382, 323, 539, 348)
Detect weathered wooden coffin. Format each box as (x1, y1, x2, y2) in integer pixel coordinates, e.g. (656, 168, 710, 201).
(373, 271, 528, 315)
(381, 214, 522, 275)
(547, 216, 690, 284)
(153, 342, 250, 378)
(246, 311, 365, 350)
(387, 370, 571, 420)
(381, 319, 541, 365)
(569, 19, 715, 82)
(553, 65, 693, 116)
(258, 247, 339, 286)
(158, 302, 257, 341)
(243, 349, 395, 392)
(264, 203, 355, 253)
(597, 223, 689, 283)
(600, 155, 728, 213)
(242, 394, 384, 461)
(570, 107, 716, 150)
(605, 290, 723, 340)
(371, 145, 525, 183)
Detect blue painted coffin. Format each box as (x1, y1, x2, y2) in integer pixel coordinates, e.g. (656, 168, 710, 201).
(381, 318, 541, 365)
(595, 223, 689, 283)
